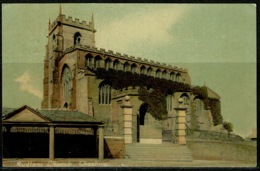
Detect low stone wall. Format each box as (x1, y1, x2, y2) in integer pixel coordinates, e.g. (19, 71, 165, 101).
(186, 138, 256, 164)
(104, 137, 125, 158)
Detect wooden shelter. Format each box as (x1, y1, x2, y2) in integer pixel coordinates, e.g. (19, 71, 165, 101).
(2, 105, 104, 160)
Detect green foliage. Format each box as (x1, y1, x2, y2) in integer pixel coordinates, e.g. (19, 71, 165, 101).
(89, 68, 224, 123)
(223, 121, 233, 133)
(191, 86, 223, 126)
(89, 67, 190, 120)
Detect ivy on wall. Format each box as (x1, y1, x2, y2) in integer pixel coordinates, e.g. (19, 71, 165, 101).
(88, 67, 190, 120)
(88, 68, 224, 124)
(191, 86, 223, 126)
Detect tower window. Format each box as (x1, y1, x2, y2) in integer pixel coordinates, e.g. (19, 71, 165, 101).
(74, 32, 81, 45)
(99, 82, 112, 104)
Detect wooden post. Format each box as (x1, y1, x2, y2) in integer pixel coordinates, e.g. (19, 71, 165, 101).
(98, 125, 104, 160)
(49, 126, 55, 160)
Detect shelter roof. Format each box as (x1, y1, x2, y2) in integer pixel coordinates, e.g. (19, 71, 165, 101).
(2, 105, 103, 125)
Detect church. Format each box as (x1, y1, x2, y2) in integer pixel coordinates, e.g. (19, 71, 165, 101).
(3, 9, 239, 160)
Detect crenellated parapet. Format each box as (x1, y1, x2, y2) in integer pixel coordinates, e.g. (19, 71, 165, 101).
(112, 86, 141, 99)
(49, 14, 95, 34)
(62, 44, 188, 73)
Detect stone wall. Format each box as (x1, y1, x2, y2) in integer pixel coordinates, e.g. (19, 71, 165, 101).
(187, 138, 256, 163)
(104, 137, 125, 158)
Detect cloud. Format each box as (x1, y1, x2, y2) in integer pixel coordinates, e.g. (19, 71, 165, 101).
(96, 5, 189, 55)
(15, 71, 43, 99)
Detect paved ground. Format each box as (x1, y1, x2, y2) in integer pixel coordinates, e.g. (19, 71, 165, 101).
(3, 158, 256, 168)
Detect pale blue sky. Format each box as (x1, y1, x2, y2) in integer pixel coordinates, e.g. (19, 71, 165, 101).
(2, 4, 256, 137)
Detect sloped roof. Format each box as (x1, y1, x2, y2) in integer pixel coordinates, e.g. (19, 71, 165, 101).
(2, 108, 17, 118)
(2, 105, 103, 124)
(204, 86, 221, 99)
(39, 110, 101, 123)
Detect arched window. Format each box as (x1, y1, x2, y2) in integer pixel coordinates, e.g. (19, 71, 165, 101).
(85, 54, 93, 68)
(170, 72, 175, 81)
(105, 58, 112, 70)
(181, 93, 189, 105)
(74, 32, 81, 45)
(99, 82, 112, 104)
(156, 69, 161, 78)
(176, 73, 181, 82)
(123, 62, 130, 72)
(140, 66, 146, 74)
(162, 70, 167, 79)
(61, 66, 72, 107)
(95, 56, 102, 69)
(113, 60, 119, 70)
(147, 67, 152, 76)
(166, 94, 173, 111)
(131, 64, 136, 74)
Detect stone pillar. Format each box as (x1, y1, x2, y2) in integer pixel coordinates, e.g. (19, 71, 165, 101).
(49, 126, 55, 160)
(121, 96, 133, 144)
(174, 98, 187, 145)
(98, 125, 104, 160)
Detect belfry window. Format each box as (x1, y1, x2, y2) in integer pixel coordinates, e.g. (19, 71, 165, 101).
(74, 32, 81, 45)
(99, 82, 112, 104)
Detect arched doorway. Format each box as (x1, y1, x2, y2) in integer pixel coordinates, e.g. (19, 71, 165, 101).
(137, 103, 148, 142)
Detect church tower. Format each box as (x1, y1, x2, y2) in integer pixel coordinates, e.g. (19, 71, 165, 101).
(41, 7, 96, 109)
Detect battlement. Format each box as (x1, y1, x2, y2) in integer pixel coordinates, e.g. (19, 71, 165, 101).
(49, 14, 95, 33)
(62, 44, 188, 73)
(112, 86, 141, 99)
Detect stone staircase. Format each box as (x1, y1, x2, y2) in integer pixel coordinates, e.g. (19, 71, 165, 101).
(125, 143, 193, 162)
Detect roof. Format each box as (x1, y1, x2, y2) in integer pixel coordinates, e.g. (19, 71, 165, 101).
(2, 105, 103, 124)
(205, 86, 221, 99)
(2, 108, 17, 118)
(39, 110, 101, 123)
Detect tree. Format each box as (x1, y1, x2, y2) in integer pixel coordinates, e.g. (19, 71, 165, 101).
(223, 121, 233, 134)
